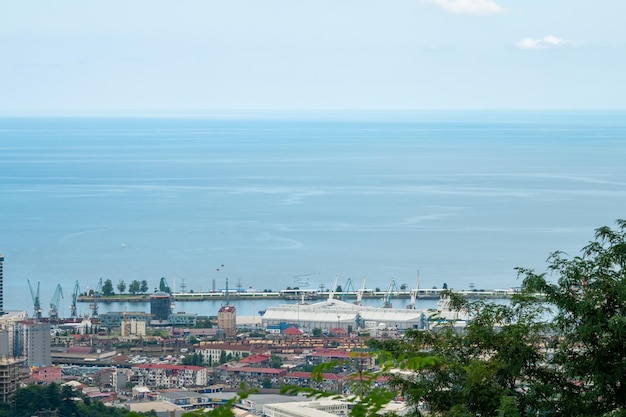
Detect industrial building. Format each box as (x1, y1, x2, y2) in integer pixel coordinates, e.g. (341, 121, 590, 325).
(261, 298, 426, 333)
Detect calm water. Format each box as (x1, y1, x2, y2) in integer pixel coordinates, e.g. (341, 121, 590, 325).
(2, 111, 626, 315)
(83, 297, 443, 318)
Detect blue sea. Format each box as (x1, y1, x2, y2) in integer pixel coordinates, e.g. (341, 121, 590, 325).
(1, 111, 626, 316)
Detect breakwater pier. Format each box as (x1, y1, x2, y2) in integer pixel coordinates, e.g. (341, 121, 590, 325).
(78, 288, 516, 304)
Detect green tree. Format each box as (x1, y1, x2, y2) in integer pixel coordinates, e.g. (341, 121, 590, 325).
(117, 279, 126, 294)
(195, 318, 213, 328)
(128, 279, 141, 294)
(102, 279, 114, 296)
(270, 354, 283, 369)
(312, 327, 322, 337)
(520, 219, 626, 416)
(140, 279, 149, 293)
(262, 377, 273, 388)
(182, 353, 204, 366)
(8, 382, 153, 417)
(370, 291, 551, 417)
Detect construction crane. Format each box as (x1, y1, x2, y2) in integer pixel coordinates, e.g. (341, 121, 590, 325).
(89, 278, 103, 318)
(27, 279, 42, 320)
(49, 284, 64, 321)
(382, 277, 398, 308)
(70, 280, 80, 318)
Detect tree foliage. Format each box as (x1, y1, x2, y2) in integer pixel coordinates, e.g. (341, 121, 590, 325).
(520, 219, 626, 416)
(102, 279, 114, 296)
(128, 280, 141, 294)
(284, 221, 626, 417)
(270, 354, 283, 369)
(371, 292, 552, 417)
(5, 383, 156, 417)
(181, 352, 204, 366)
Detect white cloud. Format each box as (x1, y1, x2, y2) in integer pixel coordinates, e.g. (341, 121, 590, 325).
(516, 36, 573, 49)
(426, 0, 505, 16)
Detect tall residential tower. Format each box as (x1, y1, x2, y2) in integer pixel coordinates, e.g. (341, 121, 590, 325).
(0, 254, 4, 315)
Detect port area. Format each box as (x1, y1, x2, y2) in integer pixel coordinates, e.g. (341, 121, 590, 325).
(77, 288, 515, 303)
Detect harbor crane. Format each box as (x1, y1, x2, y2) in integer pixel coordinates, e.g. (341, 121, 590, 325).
(159, 277, 171, 294)
(355, 275, 367, 305)
(27, 279, 42, 320)
(89, 278, 103, 317)
(382, 277, 398, 308)
(407, 271, 420, 310)
(70, 280, 80, 317)
(341, 278, 356, 302)
(49, 284, 64, 321)
(327, 275, 340, 302)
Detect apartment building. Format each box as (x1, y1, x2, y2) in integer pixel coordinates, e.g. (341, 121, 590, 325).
(131, 364, 207, 389)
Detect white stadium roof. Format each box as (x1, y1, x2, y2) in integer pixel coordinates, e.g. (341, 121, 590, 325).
(261, 299, 425, 330)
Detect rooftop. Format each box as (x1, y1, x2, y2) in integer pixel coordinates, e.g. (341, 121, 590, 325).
(134, 363, 205, 371)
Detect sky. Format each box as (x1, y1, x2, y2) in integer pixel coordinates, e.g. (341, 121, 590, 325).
(1, 0, 625, 111)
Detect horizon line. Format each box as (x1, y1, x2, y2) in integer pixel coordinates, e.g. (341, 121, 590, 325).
(1, 108, 625, 118)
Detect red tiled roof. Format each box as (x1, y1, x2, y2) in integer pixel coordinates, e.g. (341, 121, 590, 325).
(67, 347, 92, 354)
(285, 371, 312, 379)
(283, 326, 303, 335)
(330, 328, 347, 334)
(240, 354, 270, 364)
